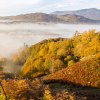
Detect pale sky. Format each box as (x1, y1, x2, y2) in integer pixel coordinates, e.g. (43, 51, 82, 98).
(0, 0, 100, 16)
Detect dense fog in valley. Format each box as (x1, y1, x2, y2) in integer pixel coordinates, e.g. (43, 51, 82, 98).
(0, 21, 100, 72)
(0, 22, 100, 57)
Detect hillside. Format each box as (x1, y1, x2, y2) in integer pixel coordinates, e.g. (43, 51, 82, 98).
(42, 59, 100, 87)
(52, 8, 100, 20)
(1, 74, 100, 100)
(3, 13, 100, 24)
(6, 13, 63, 22)
(0, 29, 100, 100)
(56, 14, 97, 23)
(13, 29, 100, 80)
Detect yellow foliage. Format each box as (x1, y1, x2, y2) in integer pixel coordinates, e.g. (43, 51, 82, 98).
(16, 30, 100, 78)
(44, 86, 54, 100)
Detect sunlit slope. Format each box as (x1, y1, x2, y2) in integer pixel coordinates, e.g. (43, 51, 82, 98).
(42, 58, 100, 87)
(19, 30, 100, 78)
(21, 38, 77, 77)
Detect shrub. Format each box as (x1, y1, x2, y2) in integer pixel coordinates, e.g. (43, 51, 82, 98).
(68, 60, 75, 66)
(44, 86, 54, 100)
(50, 59, 65, 73)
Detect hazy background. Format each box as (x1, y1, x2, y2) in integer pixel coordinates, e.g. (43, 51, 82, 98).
(0, 21, 100, 58)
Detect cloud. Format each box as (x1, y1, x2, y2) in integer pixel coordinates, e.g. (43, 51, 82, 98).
(0, 0, 99, 16)
(0, 0, 42, 8)
(0, 0, 42, 15)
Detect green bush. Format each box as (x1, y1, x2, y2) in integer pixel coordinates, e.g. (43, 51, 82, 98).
(68, 60, 75, 66)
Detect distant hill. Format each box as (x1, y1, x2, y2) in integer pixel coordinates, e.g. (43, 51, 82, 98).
(4, 12, 100, 24)
(55, 14, 98, 23)
(52, 8, 100, 20)
(6, 13, 63, 23)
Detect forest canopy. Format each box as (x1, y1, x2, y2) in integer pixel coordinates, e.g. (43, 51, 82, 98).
(12, 29, 100, 78)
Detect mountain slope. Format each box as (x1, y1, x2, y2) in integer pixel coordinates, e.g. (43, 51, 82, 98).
(42, 58, 100, 87)
(56, 14, 98, 23)
(4, 12, 100, 24)
(6, 13, 63, 22)
(18, 30, 100, 79)
(52, 8, 100, 20)
(16, 29, 100, 88)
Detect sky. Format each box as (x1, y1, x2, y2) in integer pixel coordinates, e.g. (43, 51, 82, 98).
(0, 0, 100, 16)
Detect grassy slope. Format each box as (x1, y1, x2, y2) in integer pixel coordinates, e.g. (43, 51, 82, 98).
(42, 59, 100, 88)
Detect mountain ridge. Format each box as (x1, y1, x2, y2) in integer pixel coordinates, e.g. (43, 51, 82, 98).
(52, 8, 100, 20)
(2, 12, 100, 24)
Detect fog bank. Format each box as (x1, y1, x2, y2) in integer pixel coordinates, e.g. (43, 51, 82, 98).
(0, 22, 100, 57)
